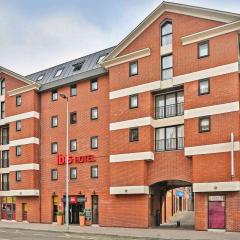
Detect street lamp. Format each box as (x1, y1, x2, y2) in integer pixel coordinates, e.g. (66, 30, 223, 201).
(59, 93, 69, 230)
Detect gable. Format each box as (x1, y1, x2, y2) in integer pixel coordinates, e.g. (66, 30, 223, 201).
(102, 1, 240, 63)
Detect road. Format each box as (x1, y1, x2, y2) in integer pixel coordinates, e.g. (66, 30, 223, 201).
(0, 228, 158, 240)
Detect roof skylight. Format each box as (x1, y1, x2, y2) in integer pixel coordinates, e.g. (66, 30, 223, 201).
(37, 74, 45, 81)
(54, 68, 63, 77)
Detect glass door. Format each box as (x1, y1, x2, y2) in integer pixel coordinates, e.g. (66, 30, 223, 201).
(92, 195, 98, 224)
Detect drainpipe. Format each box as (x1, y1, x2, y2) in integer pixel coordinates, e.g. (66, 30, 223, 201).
(230, 132, 235, 177)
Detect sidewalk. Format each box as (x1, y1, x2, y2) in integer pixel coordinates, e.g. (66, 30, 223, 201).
(0, 220, 239, 240)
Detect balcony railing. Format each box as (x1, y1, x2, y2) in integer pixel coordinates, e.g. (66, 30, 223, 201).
(2, 182, 9, 191)
(155, 102, 184, 119)
(1, 136, 9, 145)
(155, 137, 184, 151)
(1, 159, 9, 168)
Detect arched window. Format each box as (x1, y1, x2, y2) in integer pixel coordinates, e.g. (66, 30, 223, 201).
(161, 21, 172, 46)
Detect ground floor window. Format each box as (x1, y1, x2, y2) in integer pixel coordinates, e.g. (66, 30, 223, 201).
(1, 197, 16, 220)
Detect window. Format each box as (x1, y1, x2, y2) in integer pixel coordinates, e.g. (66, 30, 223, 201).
(51, 169, 58, 181)
(91, 107, 98, 120)
(51, 90, 58, 101)
(16, 120, 22, 131)
(1, 150, 9, 168)
(91, 136, 98, 149)
(91, 166, 98, 178)
(161, 54, 173, 80)
(37, 74, 44, 81)
(16, 145, 22, 156)
(16, 171, 21, 182)
(16, 95, 22, 106)
(2, 173, 9, 191)
(161, 21, 172, 46)
(70, 112, 77, 124)
(51, 116, 58, 128)
(54, 68, 63, 77)
(70, 139, 77, 152)
(129, 94, 138, 109)
(129, 61, 138, 76)
(70, 168, 77, 179)
(97, 55, 106, 64)
(0, 79, 5, 95)
(129, 128, 139, 142)
(199, 116, 210, 133)
(1, 102, 5, 119)
(155, 125, 184, 151)
(198, 41, 209, 58)
(90, 79, 98, 91)
(199, 79, 210, 95)
(73, 62, 84, 72)
(1, 127, 9, 145)
(155, 91, 184, 119)
(51, 142, 58, 154)
(70, 84, 77, 96)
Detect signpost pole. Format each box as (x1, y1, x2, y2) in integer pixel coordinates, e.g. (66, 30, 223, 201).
(66, 98, 69, 230)
(60, 93, 69, 231)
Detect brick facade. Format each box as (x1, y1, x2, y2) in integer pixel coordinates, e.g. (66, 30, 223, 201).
(0, 2, 240, 232)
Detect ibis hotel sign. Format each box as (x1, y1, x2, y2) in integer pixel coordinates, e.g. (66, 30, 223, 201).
(57, 154, 96, 165)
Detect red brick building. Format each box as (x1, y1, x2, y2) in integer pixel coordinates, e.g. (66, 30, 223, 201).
(0, 1, 240, 231)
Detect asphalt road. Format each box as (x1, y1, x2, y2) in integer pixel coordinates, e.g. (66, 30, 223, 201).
(0, 228, 161, 240)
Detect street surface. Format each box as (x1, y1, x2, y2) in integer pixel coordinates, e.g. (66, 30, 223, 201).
(0, 228, 153, 240)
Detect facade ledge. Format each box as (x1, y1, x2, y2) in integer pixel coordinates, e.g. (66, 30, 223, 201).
(185, 141, 240, 156)
(8, 83, 40, 96)
(152, 115, 184, 128)
(110, 81, 161, 99)
(0, 95, 5, 102)
(173, 62, 239, 85)
(101, 48, 151, 69)
(10, 137, 39, 147)
(182, 20, 240, 45)
(110, 186, 149, 195)
(110, 151, 154, 163)
(0, 145, 10, 151)
(193, 181, 240, 192)
(9, 163, 39, 172)
(0, 189, 40, 197)
(184, 101, 239, 119)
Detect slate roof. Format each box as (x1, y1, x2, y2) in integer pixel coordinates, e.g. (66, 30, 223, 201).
(25, 46, 114, 91)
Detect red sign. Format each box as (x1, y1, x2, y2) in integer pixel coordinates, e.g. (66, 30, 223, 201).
(70, 196, 77, 204)
(57, 154, 96, 165)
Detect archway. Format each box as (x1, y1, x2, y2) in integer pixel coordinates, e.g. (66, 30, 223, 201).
(149, 180, 194, 229)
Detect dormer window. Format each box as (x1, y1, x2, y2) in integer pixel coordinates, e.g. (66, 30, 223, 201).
(54, 68, 63, 77)
(161, 21, 172, 46)
(37, 74, 45, 81)
(73, 62, 84, 72)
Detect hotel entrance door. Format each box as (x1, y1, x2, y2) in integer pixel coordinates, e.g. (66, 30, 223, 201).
(63, 195, 86, 224)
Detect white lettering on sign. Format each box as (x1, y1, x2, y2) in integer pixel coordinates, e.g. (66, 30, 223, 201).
(208, 195, 225, 202)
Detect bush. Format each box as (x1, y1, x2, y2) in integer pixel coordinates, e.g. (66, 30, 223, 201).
(57, 211, 63, 216)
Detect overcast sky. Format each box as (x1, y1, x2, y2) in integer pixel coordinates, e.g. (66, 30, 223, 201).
(0, 0, 239, 75)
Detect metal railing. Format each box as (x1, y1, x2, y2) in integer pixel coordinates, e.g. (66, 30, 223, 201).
(1, 136, 9, 145)
(155, 137, 184, 151)
(1, 159, 9, 168)
(155, 102, 184, 119)
(2, 182, 9, 191)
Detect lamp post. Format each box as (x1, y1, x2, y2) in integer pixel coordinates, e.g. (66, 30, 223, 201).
(59, 93, 69, 230)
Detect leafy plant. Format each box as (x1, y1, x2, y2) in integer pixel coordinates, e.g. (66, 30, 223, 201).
(57, 211, 63, 216)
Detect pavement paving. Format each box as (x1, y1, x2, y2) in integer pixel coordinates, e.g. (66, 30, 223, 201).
(0, 221, 240, 240)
